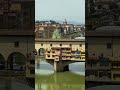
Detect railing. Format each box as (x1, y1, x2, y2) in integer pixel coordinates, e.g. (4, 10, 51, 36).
(112, 77, 120, 81)
(86, 76, 98, 81)
(62, 50, 71, 52)
(86, 65, 98, 70)
(110, 57, 120, 61)
(62, 57, 66, 60)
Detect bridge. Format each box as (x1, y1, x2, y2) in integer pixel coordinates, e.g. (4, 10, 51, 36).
(35, 38, 85, 72)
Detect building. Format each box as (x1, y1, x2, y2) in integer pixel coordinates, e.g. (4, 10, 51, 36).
(62, 19, 74, 34)
(0, 0, 35, 83)
(35, 38, 85, 72)
(86, 26, 120, 82)
(35, 24, 61, 39)
(46, 46, 85, 61)
(35, 39, 85, 57)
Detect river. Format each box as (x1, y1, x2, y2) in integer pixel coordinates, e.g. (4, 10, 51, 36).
(35, 58, 85, 90)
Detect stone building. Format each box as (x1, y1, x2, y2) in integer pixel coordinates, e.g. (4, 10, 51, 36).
(86, 26, 120, 82)
(0, 0, 35, 81)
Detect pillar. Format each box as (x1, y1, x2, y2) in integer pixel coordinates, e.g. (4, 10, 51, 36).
(5, 60, 8, 70)
(54, 61, 69, 72)
(64, 65, 69, 71)
(54, 61, 64, 72)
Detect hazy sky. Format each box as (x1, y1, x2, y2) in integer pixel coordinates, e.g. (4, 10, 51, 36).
(35, 0, 85, 24)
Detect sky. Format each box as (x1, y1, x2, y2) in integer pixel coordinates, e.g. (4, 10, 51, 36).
(35, 0, 85, 24)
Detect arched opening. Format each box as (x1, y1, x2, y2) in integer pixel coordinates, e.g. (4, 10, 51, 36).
(69, 62, 85, 75)
(38, 48, 45, 56)
(36, 60, 54, 75)
(0, 54, 5, 70)
(7, 52, 25, 71)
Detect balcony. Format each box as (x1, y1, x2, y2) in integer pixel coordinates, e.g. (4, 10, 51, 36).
(62, 50, 71, 52)
(46, 55, 54, 60)
(98, 76, 111, 82)
(71, 54, 76, 56)
(62, 53, 66, 56)
(110, 57, 120, 62)
(55, 51, 60, 55)
(112, 77, 120, 81)
(86, 65, 98, 70)
(86, 75, 98, 81)
(98, 66, 111, 70)
(112, 66, 120, 69)
(66, 57, 71, 60)
(86, 57, 99, 61)
(71, 58, 76, 60)
(66, 54, 71, 56)
(45, 52, 50, 55)
(62, 57, 66, 60)
(54, 56, 59, 61)
(81, 56, 85, 60)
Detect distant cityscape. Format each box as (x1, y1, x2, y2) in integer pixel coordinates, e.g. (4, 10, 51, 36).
(35, 19, 85, 39)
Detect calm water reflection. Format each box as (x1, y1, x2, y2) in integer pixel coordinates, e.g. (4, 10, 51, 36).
(35, 59, 85, 90)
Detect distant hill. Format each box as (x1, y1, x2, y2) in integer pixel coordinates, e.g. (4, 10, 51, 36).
(35, 19, 85, 25)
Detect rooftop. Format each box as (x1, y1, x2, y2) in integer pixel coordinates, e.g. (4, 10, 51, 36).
(86, 26, 120, 37)
(35, 38, 85, 42)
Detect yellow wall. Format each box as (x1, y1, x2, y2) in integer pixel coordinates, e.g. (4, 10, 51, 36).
(0, 36, 34, 60)
(87, 37, 120, 58)
(35, 40, 85, 52)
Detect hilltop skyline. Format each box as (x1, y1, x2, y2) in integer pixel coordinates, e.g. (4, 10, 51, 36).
(35, 0, 85, 24)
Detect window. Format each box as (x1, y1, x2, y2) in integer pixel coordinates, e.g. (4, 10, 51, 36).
(14, 41, 19, 47)
(79, 44, 82, 47)
(50, 44, 52, 46)
(107, 43, 112, 49)
(60, 44, 62, 46)
(41, 43, 43, 46)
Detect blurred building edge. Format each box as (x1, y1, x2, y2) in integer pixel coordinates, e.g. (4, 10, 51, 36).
(0, 0, 35, 87)
(86, 26, 120, 83)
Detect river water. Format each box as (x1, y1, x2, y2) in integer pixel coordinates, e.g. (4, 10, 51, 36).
(35, 58, 85, 90)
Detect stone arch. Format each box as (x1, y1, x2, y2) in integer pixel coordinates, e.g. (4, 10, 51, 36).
(0, 53, 5, 70)
(7, 52, 25, 71)
(38, 48, 45, 56)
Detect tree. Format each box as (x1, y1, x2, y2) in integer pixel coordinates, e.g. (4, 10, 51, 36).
(52, 29, 61, 39)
